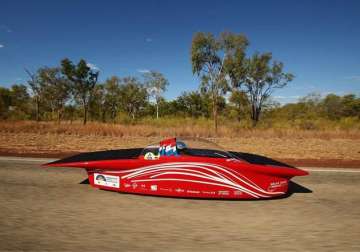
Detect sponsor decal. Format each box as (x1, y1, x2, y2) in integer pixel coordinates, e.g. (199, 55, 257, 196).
(159, 188, 172, 192)
(234, 190, 243, 195)
(186, 190, 200, 194)
(218, 190, 229, 196)
(175, 188, 184, 193)
(94, 173, 120, 188)
(124, 183, 131, 188)
(202, 191, 216, 195)
(132, 182, 138, 189)
(150, 185, 158, 191)
(268, 181, 287, 191)
(144, 152, 159, 160)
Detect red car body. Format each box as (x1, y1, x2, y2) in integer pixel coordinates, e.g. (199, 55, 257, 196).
(44, 138, 308, 200)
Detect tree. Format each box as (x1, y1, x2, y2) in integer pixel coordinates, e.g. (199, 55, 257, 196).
(38, 67, 70, 123)
(9, 84, 31, 119)
(342, 94, 360, 118)
(191, 32, 248, 133)
(321, 94, 343, 120)
(143, 71, 169, 119)
(0, 87, 11, 119)
(89, 84, 107, 122)
(25, 69, 42, 122)
(61, 58, 99, 125)
(104, 76, 121, 122)
(119, 77, 148, 119)
(176, 91, 210, 118)
(242, 52, 293, 126)
(229, 90, 249, 122)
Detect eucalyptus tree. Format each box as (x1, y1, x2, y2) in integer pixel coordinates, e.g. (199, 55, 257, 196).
(176, 91, 210, 118)
(89, 84, 107, 122)
(38, 67, 70, 123)
(61, 58, 99, 125)
(191, 31, 248, 133)
(25, 69, 42, 121)
(143, 71, 169, 119)
(104, 76, 121, 122)
(119, 77, 148, 120)
(9, 84, 31, 119)
(229, 90, 250, 122)
(243, 52, 294, 126)
(0, 87, 11, 119)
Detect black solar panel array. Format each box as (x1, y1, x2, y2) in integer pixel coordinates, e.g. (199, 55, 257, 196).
(48, 148, 143, 165)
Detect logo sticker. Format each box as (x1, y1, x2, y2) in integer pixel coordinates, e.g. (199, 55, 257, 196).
(218, 190, 229, 196)
(94, 173, 120, 188)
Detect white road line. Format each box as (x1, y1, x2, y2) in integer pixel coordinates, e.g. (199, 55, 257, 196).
(0, 156, 56, 163)
(301, 167, 360, 173)
(0, 156, 359, 172)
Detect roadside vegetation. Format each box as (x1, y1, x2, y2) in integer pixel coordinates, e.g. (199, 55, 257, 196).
(0, 31, 359, 139)
(0, 88, 359, 135)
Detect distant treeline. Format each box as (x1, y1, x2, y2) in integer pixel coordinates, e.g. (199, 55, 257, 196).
(0, 78, 359, 129)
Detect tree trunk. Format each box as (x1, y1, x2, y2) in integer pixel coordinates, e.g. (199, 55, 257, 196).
(213, 97, 218, 134)
(101, 110, 106, 123)
(251, 105, 260, 127)
(51, 106, 55, 121)
(156, 103, 159, 119)
(35, 97, 40, 122)
(237, 105, 241, 122)
(112, 109, 116, 123)
(57, 109, 61, 124)
(83, 103, 87, 125)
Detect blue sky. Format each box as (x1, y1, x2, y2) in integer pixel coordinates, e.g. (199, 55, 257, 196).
(0, 0, 359, 103)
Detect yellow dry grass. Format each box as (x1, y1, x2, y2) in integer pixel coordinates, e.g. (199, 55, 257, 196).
(0, 120, 359, 139)
(0, 121, 359, 160)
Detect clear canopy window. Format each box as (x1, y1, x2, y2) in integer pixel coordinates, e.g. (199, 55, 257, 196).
(141, 138, 235, 159)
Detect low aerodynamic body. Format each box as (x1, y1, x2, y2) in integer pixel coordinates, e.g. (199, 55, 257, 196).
(44, 138, 308, 199)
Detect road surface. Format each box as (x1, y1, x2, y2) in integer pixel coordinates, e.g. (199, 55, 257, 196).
(0, 157, 359, 251)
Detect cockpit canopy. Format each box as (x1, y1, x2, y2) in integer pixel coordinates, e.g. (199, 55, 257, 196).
(141, 137, 235, 160)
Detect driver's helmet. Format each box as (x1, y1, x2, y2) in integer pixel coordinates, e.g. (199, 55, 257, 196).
(159, 138, 179, 156)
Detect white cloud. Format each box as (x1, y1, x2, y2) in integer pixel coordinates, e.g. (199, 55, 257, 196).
(137, 69, 150, 73)
(145, 38, 153, 42)
(86, 63, 100, 71)
(0, 44, 4, 48)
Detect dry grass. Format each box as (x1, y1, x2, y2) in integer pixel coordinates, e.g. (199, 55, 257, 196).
(0, 120, 359, 160)
(0, 120, 359, 139)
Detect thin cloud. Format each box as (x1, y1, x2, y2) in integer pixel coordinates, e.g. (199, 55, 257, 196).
(0, 44, 4, 48)
(274, 95, 301, 99)
(273, 95, 301, 104)
(145, 38, 153, 42)
(86, 63, 100, 71)
(345, 76, 360, 81)
(137, 69, 150, 73)
(0, 25, 12, 33)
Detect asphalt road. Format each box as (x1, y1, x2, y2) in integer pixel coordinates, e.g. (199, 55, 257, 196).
(0, 158, 359, 251)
